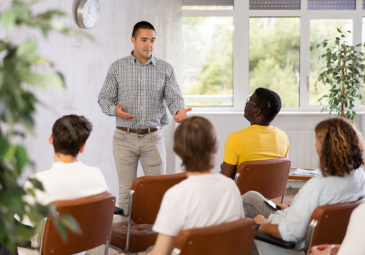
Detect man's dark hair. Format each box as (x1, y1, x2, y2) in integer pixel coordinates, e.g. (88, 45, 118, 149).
(255, 87, 282, 122)
(132, 21, 156, 38)
(173, 116, 218, 172)
(52, 115, 93, 157)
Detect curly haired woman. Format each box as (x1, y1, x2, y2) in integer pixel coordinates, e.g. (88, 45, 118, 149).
(242, 118, 365, 255)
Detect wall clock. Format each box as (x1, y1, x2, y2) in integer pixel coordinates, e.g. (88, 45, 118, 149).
(73, 0, 100, 29)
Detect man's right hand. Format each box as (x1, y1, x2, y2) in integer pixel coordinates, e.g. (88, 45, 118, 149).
(115, 102, 135, 120)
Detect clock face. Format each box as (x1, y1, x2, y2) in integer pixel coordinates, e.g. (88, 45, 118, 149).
(82, 0, 100, 29)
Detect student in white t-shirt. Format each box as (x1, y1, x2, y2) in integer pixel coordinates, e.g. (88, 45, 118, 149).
(139, 116, 244, 255)
(13, 115, 109, 255)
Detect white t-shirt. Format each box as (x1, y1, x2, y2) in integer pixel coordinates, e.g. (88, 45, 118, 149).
(337, 202, 365, 255)
(17, 161, 109, 255)
(152, 173, 244, 237)
(22, 161, 109, 210)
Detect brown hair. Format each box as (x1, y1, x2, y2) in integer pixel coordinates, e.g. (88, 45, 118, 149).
(173, 116, 218, 172)
(52, 115, 93, 157)
(315, 118, 364, 177)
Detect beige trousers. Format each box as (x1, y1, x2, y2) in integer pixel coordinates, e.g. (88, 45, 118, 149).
(113, 128, 166, 212)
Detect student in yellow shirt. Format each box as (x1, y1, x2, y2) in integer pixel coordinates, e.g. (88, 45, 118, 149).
(221, 88, 289, 179)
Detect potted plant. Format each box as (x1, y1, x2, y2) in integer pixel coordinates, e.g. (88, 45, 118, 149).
(310, 28, 365, 120)
(0, 0, 83, 251)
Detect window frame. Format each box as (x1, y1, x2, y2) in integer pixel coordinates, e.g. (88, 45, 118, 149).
(182, 0, 365, 113)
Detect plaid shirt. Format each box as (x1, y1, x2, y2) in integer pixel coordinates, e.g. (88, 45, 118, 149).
(98, 53, 185, 129)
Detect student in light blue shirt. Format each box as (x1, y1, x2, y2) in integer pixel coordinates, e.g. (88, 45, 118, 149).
(242, 118, 365, 255)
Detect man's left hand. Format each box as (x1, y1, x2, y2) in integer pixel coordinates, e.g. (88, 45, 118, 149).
(173, 108, 192, 123)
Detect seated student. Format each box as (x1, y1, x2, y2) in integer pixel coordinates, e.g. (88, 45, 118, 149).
(310, 201, 365, 255)
(221, 87, 289, 178)
(16, 115, 109, 254)
(139, 116, 244, 255)
(242, 118, 365, 255)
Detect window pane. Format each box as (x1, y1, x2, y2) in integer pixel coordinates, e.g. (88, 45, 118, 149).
(308, 0, 355, 10)
(182, 6, 233, 10)
(182, 17, 234, 107)
(250, 0, 301, 10)
(249, 18, 300, 107)
(309, 20, 352, 105)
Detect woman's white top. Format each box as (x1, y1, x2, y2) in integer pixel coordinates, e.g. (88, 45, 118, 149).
(269, 168, 365, 249)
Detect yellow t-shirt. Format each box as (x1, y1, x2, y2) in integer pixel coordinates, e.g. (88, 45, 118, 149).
(223, 125, 289, 166)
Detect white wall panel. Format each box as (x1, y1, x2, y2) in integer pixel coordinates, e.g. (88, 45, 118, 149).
(16, 0, 182, 203)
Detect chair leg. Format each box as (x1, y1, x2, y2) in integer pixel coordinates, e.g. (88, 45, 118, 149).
(281, 193, 285, 204)
(104, 230, 112, 255)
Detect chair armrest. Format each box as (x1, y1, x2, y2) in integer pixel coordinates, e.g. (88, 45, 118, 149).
(255, 231, 296, 249)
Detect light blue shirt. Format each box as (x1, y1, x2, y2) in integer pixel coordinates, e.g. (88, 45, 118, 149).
(269, 168, 365, 249)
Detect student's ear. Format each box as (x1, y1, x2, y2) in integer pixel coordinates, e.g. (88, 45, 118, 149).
(79, 143, 86, 154)
(131, 36, 136, 46)
(49, 134, 53, 145)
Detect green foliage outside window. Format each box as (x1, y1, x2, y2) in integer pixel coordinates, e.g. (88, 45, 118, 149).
(0, 0, 86, 251)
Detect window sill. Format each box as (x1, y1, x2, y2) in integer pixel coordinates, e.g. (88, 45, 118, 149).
(189, 111, 365, 115)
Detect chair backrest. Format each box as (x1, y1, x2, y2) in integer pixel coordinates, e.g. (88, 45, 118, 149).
(235, 158, 291, 197)
(172, 218, 256, 255)
(41, 192, 115, 255)
(308, 197, 365, 248)
(131, 172, 187, 224)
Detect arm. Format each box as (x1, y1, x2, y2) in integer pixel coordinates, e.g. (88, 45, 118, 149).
(258, 222, 282, 239)
(98, 65, 118, 117)
(255, 215, 282, 239)
(310, 245, 340, 255)
(146, 233, 176, 255)
(163, 66, 185, 117)
(221, 162, 237, 179)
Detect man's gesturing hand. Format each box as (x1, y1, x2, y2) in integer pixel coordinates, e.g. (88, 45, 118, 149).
(173, 108, 192, 123)
(115, 102, 135, 120)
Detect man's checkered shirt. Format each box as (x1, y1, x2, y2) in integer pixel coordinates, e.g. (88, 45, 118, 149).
(98, 54, 185, 129)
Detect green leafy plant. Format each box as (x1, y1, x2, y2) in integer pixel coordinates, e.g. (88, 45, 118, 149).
(310, 28, 365, 120)
(0, 0, 85, 251)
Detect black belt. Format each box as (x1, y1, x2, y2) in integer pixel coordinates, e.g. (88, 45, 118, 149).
(117, 126, 159, 134)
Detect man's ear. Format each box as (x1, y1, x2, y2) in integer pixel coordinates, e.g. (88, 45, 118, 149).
(79, 143, 86, 154)
(131, 36, 136, 46)
(254, 106, 261, 116)
(49, 134, 53, 145)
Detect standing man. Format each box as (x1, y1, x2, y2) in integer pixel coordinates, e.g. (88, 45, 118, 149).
(98, 21, 191, 213)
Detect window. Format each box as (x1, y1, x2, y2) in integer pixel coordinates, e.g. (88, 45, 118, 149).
(249, 18, 300, 107)
(182, 1, 234, 107)
(182, 0, 365, 112)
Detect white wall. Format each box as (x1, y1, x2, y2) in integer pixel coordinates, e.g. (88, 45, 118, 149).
(20, 0, 182, 202)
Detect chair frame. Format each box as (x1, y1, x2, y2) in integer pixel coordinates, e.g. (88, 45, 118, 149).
(109, 189, 135, 254)
(37, 192, 114, 255)
(234, 158, 291, 203)
(109, 173, 187, 254)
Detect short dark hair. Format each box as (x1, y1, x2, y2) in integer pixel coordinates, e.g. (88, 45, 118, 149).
(315, 118, 364, 177)
(52, 115, 93, 157)
(254, 88, 281, 122)
(132, 21, 156, 38)
(173, 116, 218, 172)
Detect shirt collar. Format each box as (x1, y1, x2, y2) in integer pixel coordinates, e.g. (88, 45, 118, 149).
(130, 51, 157, 67)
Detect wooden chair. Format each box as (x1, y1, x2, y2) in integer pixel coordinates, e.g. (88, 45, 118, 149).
(255, 197, 365, 255)
(234, 158, 291, 203)
(171, 218, 256, 255)
(109, 173, 187, 254)
(37, 192, 115, 255)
